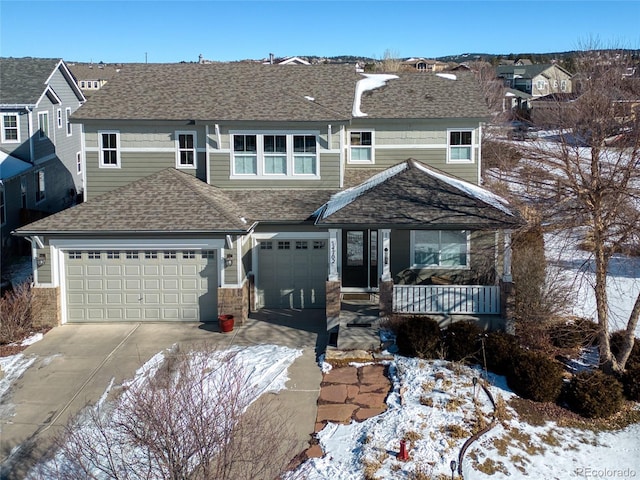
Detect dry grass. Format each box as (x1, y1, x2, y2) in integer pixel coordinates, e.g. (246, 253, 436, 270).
(475, 457, 509, 475)
(404, 430, 423, 444)
(419, 395, 434, 407)
(445, 397, 464, 412)
(362, 458, 381, 480)
(443, 424, 470, 439)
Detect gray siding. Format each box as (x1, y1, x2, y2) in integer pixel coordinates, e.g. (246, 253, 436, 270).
(35, 246, 52, 284)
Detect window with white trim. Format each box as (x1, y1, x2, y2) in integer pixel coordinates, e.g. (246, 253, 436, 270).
(66, 107, 72, 136)
(231, 132, 319, 178)
(38, 112, 49, 140)
(76, 152, 82, 174)
(35, 169, 46, 203)
(348, 130, 374, 163)
(447, 130, 473, 163)
(561, 79, 567, 91)
(411, 230, 469, 268)
(99, 131, 120, 167)
(1, 114, 19, 143)
(0, 186, 5, 226)
(176, 131, 196, 168)
(57, 108, 62, 128)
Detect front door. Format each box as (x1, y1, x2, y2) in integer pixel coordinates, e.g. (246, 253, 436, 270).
(342, 230, 378, 289)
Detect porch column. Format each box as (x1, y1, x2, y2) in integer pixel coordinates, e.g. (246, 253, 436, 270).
(503, 230, 513, 282)
(380, 229, 391, 282)
(328, 229, 339, 281)
(379, 229, 393, 316)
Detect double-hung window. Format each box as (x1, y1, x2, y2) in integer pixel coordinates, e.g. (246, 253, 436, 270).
(349, 131, 374, 163)
(448, 130, 473, 163)
(293, 135, 316, 175)
(231, 132, 319, 178)
(233, 134, 258, 174)
(99, 131, 120, 167)
(35, 169, 46, 203)
(2, 114, 19, 142)
(411, 230, 469, 268)
(176, 132, 196, 168)
(263, 135, 287, 174)
(38, 112, 49, 140)
(66, 107, 72, 136)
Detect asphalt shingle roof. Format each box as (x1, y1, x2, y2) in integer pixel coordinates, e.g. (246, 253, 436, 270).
(0, 57, 60, 105)
(14, 169, 253, 234)
(72, 64, 490, 122)
(316, 159, 524, 229)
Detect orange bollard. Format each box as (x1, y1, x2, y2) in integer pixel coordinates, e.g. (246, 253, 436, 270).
(397, 439, 409, 461)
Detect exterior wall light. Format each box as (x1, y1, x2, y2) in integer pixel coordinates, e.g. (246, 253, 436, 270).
(224, 254, 233, 268)
(36, 254, 46, 267)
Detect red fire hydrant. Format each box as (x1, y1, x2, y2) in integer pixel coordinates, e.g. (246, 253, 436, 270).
(397, 439, 409, 461)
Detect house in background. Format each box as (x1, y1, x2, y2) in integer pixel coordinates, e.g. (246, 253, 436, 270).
(496, 63, 573, 97)
(66, 62, 122, 97)
(401, 58, 448, 72)
(14, 64, 524, 333)
(0, 57, 85, 256)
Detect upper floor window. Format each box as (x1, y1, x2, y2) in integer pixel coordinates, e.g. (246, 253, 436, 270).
(38, 112, 49, 140)
(411, 230, 469, 268)
(66, 108, 72, 136)
(448, 130, 473, 163)
(231, 132, 319, 178)
(348, 130, 374, 163)
(57, 109, 63, 129)
(35, 169, 46, 203)
(1, 114, 19, 143)
(76, 152, 82, 174)
(176, 132, 196, 168)
(80, 81, 86, 88)
(99, 131, 120, 168)
(560, 80, 567, 91)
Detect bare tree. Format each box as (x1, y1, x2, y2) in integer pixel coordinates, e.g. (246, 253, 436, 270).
(468, 60, 508, 118)
(492, 46, 640, 373)
(32, 345, 300, 479)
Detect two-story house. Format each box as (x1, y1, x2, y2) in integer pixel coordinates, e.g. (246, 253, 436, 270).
(1, 58, 85, 255)
(496, 63, 573, 97)
(14, 64, 524, 331)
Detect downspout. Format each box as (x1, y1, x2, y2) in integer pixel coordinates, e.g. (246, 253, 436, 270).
(477, 123, 483, 185)
(205, 124, 211, 184)
(26, 106, 34, 162)
(339, 125, 345, 188)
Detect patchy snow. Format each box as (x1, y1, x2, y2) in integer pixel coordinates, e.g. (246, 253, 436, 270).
(28, 344, 302, 478)
(353, 74, 398, 117)
(0, 354, 36, 402)
(436, 73, 457, 80)
(19, 332, 43, 346)
(288, 358, 640, 480)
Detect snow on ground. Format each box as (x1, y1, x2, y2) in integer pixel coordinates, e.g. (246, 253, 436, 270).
(28, 344, 302, 478)
(0, 333, 44, 401)
(288, 358, 640, 480)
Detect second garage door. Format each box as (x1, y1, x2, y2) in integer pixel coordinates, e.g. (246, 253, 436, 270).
(65, 249, 218, 322)
(257, 239, 327, 309)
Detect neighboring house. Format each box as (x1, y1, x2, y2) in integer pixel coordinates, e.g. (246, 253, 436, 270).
(496, 63, 573, 98)
(0, 57, 85, 255)
(263, 54, 311, 65)
(401, 58, 448, 72)
(67, 62, 122, 97)
(14, 64, 524, 330)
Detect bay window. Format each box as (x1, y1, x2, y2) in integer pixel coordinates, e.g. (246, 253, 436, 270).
(411, 230, 469, 268)
(231, 132, 319, 178)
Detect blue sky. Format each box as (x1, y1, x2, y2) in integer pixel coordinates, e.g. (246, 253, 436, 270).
(1, 1, 639, 63)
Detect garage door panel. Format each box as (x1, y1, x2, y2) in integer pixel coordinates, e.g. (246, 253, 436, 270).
(106, 265, 121, 276)
(66, 250, 218, 322)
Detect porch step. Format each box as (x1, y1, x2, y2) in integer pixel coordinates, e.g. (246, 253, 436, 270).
(342, 293, 373, 301)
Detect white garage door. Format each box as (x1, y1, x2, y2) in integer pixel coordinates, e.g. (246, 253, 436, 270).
(257, 239, 326, 309)
(65, 249, 218, 322)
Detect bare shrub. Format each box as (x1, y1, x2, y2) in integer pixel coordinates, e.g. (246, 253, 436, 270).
(0, 281, 35, 345)
(33, 345, 298, 480)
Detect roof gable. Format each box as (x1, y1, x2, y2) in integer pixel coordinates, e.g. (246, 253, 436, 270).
(316, 159, 522, 228)
(0, 57, 60, 105)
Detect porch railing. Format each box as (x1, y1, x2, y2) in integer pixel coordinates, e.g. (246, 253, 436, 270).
(393, 285, 500, 315)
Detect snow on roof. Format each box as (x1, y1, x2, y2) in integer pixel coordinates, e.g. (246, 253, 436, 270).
(413, 161, 516, 216)
(317, 162, 408, 219)
(0, 151, 32, 182)
(436, 73, 457, 80)
(352, 73, 398, 117)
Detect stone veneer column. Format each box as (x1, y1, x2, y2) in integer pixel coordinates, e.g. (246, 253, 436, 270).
(217, 281, 249, 324)
(379, 280, 394, 318)
(326, 280, 341, 331)
(31, 287, 61, 328)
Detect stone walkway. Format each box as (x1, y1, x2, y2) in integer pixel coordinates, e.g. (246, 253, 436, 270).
(303, 352, 393, 459)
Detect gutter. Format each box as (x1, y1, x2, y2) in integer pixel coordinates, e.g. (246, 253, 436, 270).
(12, 227, 257, 237)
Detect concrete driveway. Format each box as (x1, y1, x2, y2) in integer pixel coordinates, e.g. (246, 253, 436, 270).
(0, 311, 328, 479)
